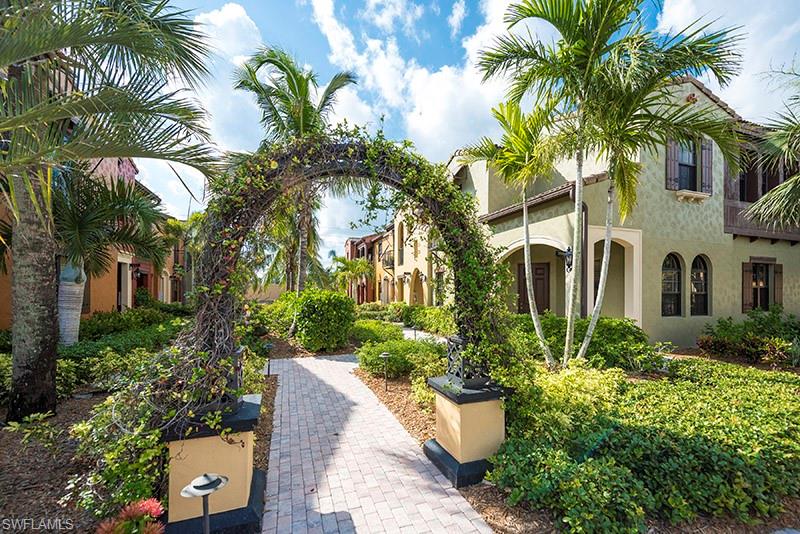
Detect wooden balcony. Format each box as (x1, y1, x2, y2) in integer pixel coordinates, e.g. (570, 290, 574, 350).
(724, 199, 800, 243)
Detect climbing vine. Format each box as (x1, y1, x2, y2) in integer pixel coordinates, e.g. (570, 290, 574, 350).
(66, 126, 511, 512)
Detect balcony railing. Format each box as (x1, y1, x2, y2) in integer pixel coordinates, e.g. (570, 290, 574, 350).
(724, 199, 800, 242)
(382, 253, 394, 271)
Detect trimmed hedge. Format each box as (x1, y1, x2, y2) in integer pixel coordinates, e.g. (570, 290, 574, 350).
(80, 307, 171, 341)
(354, 301, 407, 322)
(492, 358, 800, 530)
(350, 320, 404, 345)
(294, 289, 355, 352)
(401, 305, 456, 337)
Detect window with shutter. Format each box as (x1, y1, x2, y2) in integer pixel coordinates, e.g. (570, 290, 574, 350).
(701, 139, 713, 194)
(665, 139, 680, 190)
(742, 262, 753, 313)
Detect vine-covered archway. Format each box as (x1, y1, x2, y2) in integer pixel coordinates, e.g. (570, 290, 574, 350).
(187, 127, 508, 389)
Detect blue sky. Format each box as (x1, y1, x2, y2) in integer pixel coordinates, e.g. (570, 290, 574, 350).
(135, 0, 800, 260)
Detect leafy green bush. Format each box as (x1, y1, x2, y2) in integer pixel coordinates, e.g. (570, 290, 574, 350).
(510, 313, 663, 371)
(356, 339, 436, 378)
(134, 287, 154, 307)
(294, 289, 355, 351)
(258, 292, 299, 336)
(148, 300, 195, 316)
(407, 347, 447, 407)
(354, 302, 408, 322)
(79, 307, 171, 341)
(91, 348, 155, 391)
(401, 305, 456, 336)
(701, 307, 800, 365)
(350, 320, 404, 345)
(0, 354, 80, 401)
(59, 318, 187, 383)
(490, 440, 652, 533)
(386, 302, 407, 322)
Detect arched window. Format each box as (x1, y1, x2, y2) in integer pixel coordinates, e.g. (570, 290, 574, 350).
(662, 253, 682, 316)
(691, 256, 710, 316)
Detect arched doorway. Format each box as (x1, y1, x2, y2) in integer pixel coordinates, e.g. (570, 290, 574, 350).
(410, 269, 425, 305)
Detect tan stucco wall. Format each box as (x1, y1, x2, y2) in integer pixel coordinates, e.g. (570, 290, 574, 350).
(594, 241, 626, 317)
(394, 213, 434, 305)
(434, 393, 505, 464)
(167, 432, 254, 523)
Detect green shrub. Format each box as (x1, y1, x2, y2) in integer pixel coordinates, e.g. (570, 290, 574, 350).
(354, 302, 408, 322)
(356, 339, 438, 378)
(79, 307, 170, 341)
(91, 348, 155, 391)
(701, 307, 800, 365)
(386, 302, 407, 322)
(148, 300, 195, 316)
(407, 348, 447, 407)
(489, 439, 651, 533)
(510, 313, 663, 371)
(350, 320, 404, 345)
(59, 318, 187, 383)
(400, 305, 456, 336)
(0, 354, 80, 402)
(294, 289, 355, 351)
(259, 292, 299, 336)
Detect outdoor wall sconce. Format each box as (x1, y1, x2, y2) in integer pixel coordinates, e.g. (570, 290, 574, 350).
(180, 473, 229, 534)
(556, 246, 574, 272)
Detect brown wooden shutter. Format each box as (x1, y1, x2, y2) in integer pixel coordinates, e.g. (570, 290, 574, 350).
(666, 139, 679, 190)
(724, 158, 737, 200)
(774, 263, 783, 307)
(742, 262, 753, 313)
(701, 139, 713, 194)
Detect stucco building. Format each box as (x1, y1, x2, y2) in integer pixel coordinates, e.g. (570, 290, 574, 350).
(347, 78, 800, 347)
(0, 157, 189, 329)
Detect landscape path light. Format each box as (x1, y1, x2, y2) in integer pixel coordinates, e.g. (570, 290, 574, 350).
(180, 473, 229, 534)
(379, 351, 391, 392)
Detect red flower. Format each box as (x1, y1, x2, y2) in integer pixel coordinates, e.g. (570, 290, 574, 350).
(136, 498, 165, 519)
(95, 518, 121, 534)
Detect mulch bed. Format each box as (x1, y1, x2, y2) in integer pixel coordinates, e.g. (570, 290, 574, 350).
(253, 374, 279, 473)
(0, 394, 103, 532)
(353, 365, 800, 534)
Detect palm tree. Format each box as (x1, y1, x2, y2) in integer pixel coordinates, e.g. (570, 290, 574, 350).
(233, 47, 356, 295)
(1, 0, 214, 420)
(53, 169, 168, 345)
(331, 256, 374, 295)
(746, 68, 800, 226)
(463, 103, 559, 368)
(479, 0, 741, 366)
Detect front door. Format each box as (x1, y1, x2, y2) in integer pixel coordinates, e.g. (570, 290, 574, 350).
(517, 263, 550, 313)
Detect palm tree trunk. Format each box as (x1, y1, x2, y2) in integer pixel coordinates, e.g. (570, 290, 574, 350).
(576, 184, 615, 360)
(563, 146, 584, 367)
(521, 189, 556, 368)
(57, 260, 86, 346)
(296, 198, 311, 293)
(6, 171, 59, 422)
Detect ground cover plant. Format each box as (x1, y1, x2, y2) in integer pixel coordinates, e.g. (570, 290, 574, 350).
(489, 358, 800, 532)
(699, 306, 800, 365)
(401, 305, 457, 337)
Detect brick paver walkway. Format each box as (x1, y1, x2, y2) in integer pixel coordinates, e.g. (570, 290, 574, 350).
(261, 355, 492, 534)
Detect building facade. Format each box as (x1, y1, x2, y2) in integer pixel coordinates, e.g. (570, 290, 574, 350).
(346, 79, 800, 347)
(0, 157, 188, 329)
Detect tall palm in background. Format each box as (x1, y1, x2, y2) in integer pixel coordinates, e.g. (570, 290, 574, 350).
(233, 47, 356, 295)
(1, 0, 215, 420)
(53, 170, 168, 345)
(747, 68, 800, 226)
(463, 103, 558, 368)
(479, 0, 741, 366)
(331, 256, 374, 294)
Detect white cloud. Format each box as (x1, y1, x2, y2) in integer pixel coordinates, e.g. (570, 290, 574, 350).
(326, 86, 377, 129)
(657, 0, 800, 122)
(361, 0, 425, 38)
(447, 0, 467, 38)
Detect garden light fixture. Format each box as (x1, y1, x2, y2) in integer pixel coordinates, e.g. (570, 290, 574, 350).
(379, 351, 391, 391)
(180, 473, 229, 534)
